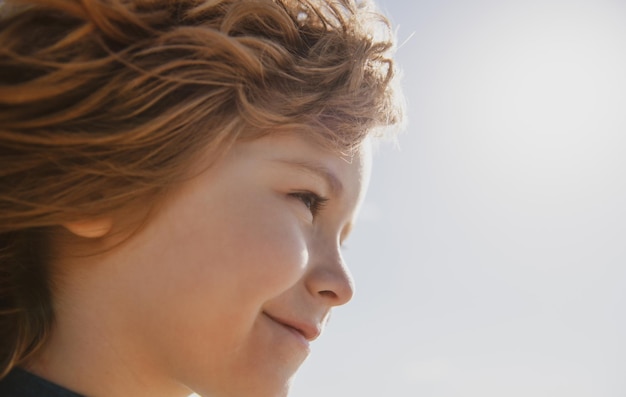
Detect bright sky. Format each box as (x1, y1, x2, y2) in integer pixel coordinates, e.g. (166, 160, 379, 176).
(290, 0, 626, 396)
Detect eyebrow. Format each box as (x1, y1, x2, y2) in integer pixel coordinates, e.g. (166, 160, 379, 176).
(271, 159, 344, 196)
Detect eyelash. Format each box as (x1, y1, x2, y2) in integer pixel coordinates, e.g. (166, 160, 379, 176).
(289, 191, 329, 217)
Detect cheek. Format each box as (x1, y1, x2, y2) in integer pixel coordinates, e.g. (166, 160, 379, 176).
(112, 191, 310, 376)
(207, 198, 309, 297)
(137, 191, 308, 309)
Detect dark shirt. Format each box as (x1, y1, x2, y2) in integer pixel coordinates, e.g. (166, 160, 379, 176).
(0, 368, 84, 397)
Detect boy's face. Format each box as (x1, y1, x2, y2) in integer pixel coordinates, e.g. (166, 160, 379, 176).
(110, 133, 371, 396)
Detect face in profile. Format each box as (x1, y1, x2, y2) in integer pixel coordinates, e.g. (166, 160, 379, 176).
(74, 133, 372, 396)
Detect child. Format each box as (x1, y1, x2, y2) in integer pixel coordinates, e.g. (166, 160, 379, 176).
(0, 0, 402, 395)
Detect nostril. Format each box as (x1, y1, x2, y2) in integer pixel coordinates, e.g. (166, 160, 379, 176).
(318, 290, 338, 299)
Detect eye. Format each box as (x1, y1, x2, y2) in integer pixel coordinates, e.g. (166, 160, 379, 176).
(289, 191, 328, 217)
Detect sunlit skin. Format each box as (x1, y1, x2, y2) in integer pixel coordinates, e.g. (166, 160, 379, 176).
(27, 133, 372, 397)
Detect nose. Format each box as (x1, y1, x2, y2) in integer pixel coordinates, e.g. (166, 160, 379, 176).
(305, 247, 354, 306)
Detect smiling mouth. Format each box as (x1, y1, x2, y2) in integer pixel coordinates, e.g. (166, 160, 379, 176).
(262, 312, 321, 343)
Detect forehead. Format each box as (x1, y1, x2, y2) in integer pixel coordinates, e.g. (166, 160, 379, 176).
(238, 133, 371, 180)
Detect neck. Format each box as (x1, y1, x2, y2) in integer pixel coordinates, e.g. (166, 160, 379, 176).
(25, 252, 191, 397)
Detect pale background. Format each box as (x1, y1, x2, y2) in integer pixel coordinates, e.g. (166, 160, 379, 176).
(290, 0, 626, 396)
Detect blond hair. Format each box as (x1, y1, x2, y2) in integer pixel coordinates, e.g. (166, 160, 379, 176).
(0, 0, 402, 377)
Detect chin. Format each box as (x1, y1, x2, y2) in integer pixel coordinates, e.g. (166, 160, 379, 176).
(250, 374, 295, 397)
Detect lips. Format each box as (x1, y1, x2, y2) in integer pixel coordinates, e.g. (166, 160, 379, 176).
(263, 312, 321, 342)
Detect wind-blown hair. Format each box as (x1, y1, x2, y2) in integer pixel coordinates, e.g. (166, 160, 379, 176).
(0, 0, 402, 377)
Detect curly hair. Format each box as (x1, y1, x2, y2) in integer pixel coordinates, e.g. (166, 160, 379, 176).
(0, 0, 403, 377)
